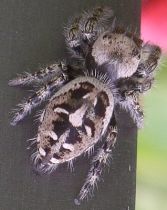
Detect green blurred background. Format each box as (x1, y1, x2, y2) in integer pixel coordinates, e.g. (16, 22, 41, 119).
(136, 59, 167, 210)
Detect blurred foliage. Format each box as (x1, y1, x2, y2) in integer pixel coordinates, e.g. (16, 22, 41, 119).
(136, 58, 167, 210)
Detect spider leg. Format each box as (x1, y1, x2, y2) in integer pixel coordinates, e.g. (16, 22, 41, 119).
(115, 78, 144, 128)
(10, 68, 69, 126)
(74, 116, 117, 205)
(8, 61, 68, 87)
(64, 15, 84, 57)
(118, 43, 161, 93)
(114, 43, 161, 128)
(64, 6, 114, 58)
(134, 43, 161, 78)
(79, 6, 114, 45)
(115, 75, 155, 97)
(117, 92, 144, 128)
(115, 70, 157, 128)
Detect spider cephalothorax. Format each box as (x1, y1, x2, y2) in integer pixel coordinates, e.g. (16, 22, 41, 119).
(9, 6, 161, 205)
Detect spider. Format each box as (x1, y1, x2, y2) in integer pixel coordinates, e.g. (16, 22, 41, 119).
(8, 6, 161, 205)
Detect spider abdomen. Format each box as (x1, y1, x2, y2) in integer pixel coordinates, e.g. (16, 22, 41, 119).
(36, 76, 114, 171)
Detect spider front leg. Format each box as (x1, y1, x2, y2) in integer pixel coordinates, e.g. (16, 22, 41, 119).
(134, 43, 161, 78)
(65, 16, 85, 57)
(79, 6, 114, 45)
(65, 6, 114, 58)
(8, 61, 68, 87)
(74, 116, 117, 205)
(114, 44, 161, 129)
(10, 65, 70, 126)
(115, 74, 155, 97)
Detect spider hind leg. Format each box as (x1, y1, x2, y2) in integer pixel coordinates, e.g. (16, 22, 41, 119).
(74, 116, 117, 205)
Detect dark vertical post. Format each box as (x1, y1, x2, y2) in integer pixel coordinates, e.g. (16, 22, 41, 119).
(0, 0, 140, 210)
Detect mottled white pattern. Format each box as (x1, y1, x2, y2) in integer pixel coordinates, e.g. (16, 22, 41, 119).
(45, 131, 58, 141)
(39, 147, 46, 157)
(69, 105, 87, 127)
(93, 97, 98, 106)
(54, 107, 69, 115)
(85, 125, 92, 137)
(63, 143, 74, 151)
(50, 157, 60, 164)
(40, 110, 46, 122)
(36, 135, 40, 142)
(83, 93, 90, 99)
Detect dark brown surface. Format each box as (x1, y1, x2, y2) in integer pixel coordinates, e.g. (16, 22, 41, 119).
(0, 1, 140, 210)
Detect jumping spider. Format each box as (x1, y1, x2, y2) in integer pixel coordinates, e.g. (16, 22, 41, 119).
(8, 6, 161, 205)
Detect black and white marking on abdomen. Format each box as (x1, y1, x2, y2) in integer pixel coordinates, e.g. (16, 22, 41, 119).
(36, 76, 114, 169)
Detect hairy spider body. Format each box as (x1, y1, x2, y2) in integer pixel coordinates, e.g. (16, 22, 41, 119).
(35, 77, 114, 169)
(9, 6, 161, 205)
